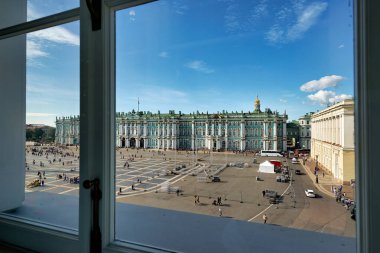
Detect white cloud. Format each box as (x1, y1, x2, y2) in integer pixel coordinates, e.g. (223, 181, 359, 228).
(159, 51, 169, 58)
(279, 99, 288, 103)
(266, 1, 328, 44)
(26, 26, 79, 62)
(338, 44, 345, 48)
(266, 25, 284, 43)
(287, 2, 328, 41)
(27, 3, 40, 21)
(307, 90, 352, 105)
(185, 60, 215, 74)
(174, 5, 188, 15)
(29, 26, 79, 46)
(27, 40, 48, 58)
(300, 75, 344, 92)
(250, 0, 268, 20)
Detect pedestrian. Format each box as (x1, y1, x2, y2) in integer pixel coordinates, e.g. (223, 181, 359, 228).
(262, 190, 266, 197)
(218, 207, 222, 216)
(263, 214, 268, 224)
(316, 175, 319, 184)
(197, 195, 200, 204)
(322, 172, 325, 178)
(194, 195, 197, 206)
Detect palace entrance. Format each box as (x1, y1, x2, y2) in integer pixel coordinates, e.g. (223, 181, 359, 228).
(121, 137, 126, 147)
(221, 141, 226, 150)
(140, 138, 144, 148)
(130, 138, 136, 148)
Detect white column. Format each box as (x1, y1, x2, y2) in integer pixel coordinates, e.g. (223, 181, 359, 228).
(240, 121, 244, 151)
(191, 121, 195, 150)
(144, 122, 147, 137)
(263, 121, 268, 138)
(337, 116, 340, 145)
(225, 122, 228, 150)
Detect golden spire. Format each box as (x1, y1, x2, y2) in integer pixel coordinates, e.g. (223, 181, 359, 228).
(254, 95, 261, 112)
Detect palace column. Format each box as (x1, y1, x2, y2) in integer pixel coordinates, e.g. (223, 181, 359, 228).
(263, 121, 268, 150)
(143, 122, 147, 148)
(273, 121, 278, 151)
(157, 122, 161, 149)
(191, 121, 195, 150)
(172, 121, 176, 150)
(205, 121, 209, 149)
(225, 122, 228, 150)
(240, 120, 245, 151)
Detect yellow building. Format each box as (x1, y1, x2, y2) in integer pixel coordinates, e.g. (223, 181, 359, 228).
(310, 99, 355, 184)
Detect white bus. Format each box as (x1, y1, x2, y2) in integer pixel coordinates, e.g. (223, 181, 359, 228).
(260, 150, 283, 157)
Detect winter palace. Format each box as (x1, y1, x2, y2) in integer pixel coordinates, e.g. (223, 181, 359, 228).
(55, 97, 288, 152)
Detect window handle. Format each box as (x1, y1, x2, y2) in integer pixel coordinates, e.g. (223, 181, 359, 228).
(83, 178, 102, 253)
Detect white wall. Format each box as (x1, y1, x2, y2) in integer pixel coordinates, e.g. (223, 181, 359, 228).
(0, 0, 26, 211)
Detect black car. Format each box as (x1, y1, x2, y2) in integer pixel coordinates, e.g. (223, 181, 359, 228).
(350, 204, 356, 220)
(295, 169, 301, 175)
(211, 176, 221, 182)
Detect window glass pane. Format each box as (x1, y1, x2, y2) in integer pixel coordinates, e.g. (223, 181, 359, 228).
(0, 1, 79, 29)
(1, 21, 80, 232)
(114, 0, 355, 251)
(27, 0, 79, 21)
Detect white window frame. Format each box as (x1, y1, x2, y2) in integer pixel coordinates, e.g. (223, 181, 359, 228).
(1, 0, 380, 252)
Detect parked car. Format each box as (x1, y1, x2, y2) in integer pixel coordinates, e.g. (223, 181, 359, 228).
(265, 190, 278, 198)
(211, 176, 221, 182)
(305, 189, 316, 198)
(292, 158, 300, 164)
(295, 169, 301, 175)
(269, 197, 278, 204)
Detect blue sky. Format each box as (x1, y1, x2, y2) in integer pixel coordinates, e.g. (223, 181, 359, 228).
(26, 0, 354, 126)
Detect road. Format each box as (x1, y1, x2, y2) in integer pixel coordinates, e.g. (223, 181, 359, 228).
(264, 160, 355, 237)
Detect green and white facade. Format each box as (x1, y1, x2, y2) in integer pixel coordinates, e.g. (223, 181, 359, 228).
(55, 98, 288, 151)
(55, 116, 80, 145)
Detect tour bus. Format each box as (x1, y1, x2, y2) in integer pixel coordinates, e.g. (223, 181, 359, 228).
(259, 150, 283, 157)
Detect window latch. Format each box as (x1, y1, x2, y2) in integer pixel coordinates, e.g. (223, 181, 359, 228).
(83, 178, 102, 253)
(86, 0, 101, 31)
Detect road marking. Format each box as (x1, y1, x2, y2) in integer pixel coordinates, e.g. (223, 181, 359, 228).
(247, 182, 293, 222)
(116, 163, 205, 198)
(59, 188, 78, 194)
